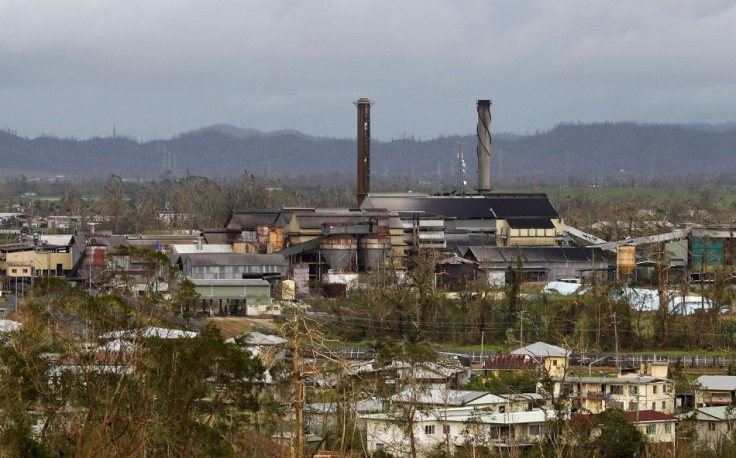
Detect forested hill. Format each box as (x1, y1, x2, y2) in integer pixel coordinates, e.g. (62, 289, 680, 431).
(1, 122, 735, 179)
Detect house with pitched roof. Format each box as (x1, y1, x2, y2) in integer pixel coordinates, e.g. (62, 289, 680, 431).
(681, 406, 736, 448)
(694, 375, 736, 407)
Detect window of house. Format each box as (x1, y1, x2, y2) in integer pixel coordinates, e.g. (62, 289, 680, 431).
(529, 424, 542, 436)
(629, 386, 639, 395)
(652, 385, 658, 394)
(665, 423, 672, 433)
(610, 385, 623, 395)
(499, 405, 506, 413)
(709, 422, 717, 431)
(628, 402, 636, 411)
(646, 425, 656, 435)
(10, 269, 16, 274)
(662, 401, 666, 410)
(376, 443, 384, 450)
(442, 425, 450, 435)
(425, 425, 435, 435)
(22, 268, 28, 273)
(552, 359, 558, 366)
(652, 402, 656, 410)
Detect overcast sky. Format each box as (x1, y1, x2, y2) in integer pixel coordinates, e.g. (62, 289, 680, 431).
(1, 1, 735, 141)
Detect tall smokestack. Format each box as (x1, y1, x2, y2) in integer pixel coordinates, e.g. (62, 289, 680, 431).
(476, 99, 492, 193)
(355, 97, 372, 207)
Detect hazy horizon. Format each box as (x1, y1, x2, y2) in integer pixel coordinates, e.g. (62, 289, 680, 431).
(2, 1, 735, 141)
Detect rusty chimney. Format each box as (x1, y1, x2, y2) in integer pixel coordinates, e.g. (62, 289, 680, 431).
(355, 97, 372, 207)
(476, 99, 492, 193)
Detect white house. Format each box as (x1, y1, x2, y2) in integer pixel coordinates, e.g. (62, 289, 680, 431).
(362, 388, 551, 456)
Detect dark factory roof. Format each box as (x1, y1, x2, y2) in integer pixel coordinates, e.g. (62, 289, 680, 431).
(361, 193, 559, 220)
(225, 211, 280, 230)
(287, 210, 402, 230)
(505, 218, 556, 229)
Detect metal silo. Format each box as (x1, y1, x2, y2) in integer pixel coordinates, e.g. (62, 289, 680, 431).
(359, 234, 391, 270)
(320, 235, 357, 271)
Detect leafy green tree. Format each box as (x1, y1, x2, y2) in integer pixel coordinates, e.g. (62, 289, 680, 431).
(592, 409, 646, 458)
(0, 278, 264, 456)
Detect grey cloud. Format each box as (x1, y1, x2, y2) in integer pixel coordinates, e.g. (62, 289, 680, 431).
(0, 0, 734, 140)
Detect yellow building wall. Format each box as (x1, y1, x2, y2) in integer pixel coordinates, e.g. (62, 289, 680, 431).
(496, 219, 563, 247)
(6, 251, 72, 277)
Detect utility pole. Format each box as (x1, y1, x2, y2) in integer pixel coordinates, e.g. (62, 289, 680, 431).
(480, 330, 485, 362)
(613, 312, 620, 374)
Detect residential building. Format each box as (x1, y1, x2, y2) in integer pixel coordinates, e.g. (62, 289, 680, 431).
(681, 406, 736, 448)
(546, 362, 674, 414)
(510, 341, 570, 377)
(574, 410, 676, 446)
(694, 375, 736, 407)
(362, 388, 551, 456)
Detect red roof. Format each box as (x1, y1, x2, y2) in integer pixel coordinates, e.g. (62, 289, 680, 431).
(624, 410, 675, 422)
(573, 410, 675, 425)
(482, 354, 537, 370)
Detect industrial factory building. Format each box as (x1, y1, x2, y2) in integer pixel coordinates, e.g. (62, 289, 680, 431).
(216, 98, 609, 293)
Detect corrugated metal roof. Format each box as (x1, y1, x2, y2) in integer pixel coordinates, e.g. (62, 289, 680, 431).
(190, 278, 270, 287)
(39, 235, 73, 246)
(511, 341, 569, 357)
(172, 244, 233, 254)
(184, 253, 287, 267)
(696, 375, 736, 391)
(226, 211, 279, 229)
(464, 246, 608, 264)
(392, 388, 502, 406)
(691, 406, 732, 421)
(292, 210, 401, 230)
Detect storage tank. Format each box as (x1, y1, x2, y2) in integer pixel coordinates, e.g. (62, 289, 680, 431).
(616, 245, 636, 275)
(257, 225, 270, 252)
(320, 235, 356, 271)
(292, 265, 310, 296)
(279, 280, 296, 301)
(269, 226, 284, 252)
(358, 235, 391, 270)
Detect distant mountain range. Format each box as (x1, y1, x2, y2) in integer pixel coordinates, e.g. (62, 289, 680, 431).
(1, 122, 735, 179)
